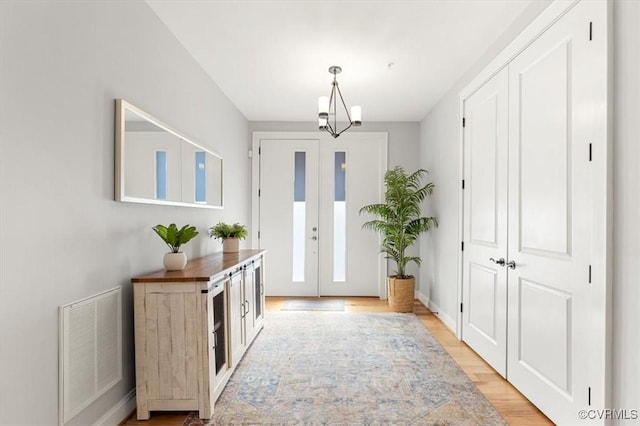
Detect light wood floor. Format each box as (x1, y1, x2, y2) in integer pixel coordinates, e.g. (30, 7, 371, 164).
(123, 297, 553, 426)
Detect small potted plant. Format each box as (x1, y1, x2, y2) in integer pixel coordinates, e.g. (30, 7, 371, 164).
(209, 222, 247, 253)
(152, 223, 199, 271)
(360, 166, 437, 312)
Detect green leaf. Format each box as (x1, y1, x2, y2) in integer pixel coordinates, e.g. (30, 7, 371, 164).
(152, 223, 198, 253)
(209, 222, 247, 240)
(359, 166, 438, 277)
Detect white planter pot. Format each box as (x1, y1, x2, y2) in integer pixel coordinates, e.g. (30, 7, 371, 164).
(223, 238, 239, 253)
(163, 252, 187, 271)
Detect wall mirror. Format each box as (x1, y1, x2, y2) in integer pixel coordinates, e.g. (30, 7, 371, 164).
(115, 99, 223, 208)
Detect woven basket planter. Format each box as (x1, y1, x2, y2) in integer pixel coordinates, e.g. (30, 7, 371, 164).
(387, 276, 415, 313)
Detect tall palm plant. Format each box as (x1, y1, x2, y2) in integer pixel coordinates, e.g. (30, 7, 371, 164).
(360, 166, 437, 279)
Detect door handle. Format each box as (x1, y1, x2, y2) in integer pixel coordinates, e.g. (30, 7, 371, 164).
(506, 260, 516, 269)
(489, 257, 505, 266)
(309, 236, 318, 241)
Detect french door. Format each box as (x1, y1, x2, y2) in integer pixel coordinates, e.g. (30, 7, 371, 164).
(253, 132, 387, 297)
(462, 66, 509, 377)
(257, 139, 319, 296)
(462, 1, 604, 423)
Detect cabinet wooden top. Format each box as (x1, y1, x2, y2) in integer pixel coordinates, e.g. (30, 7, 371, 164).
(132, 249, 266, 283)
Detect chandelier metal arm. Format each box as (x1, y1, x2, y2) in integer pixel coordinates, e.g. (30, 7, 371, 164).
(335, 83, 353, 124)
(324, 82, 353, 138)
(331, 122, 353, 138)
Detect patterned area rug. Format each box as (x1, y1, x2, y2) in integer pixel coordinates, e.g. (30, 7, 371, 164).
(281, 299, 345, 311)
(187, 312, 506, 425)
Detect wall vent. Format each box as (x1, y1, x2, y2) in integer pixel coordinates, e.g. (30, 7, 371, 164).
(59, 287, 122, 425)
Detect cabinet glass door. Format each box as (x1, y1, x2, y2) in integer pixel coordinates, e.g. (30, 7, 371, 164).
(212, 290, 226, 375)
(254, 261, 262, 321)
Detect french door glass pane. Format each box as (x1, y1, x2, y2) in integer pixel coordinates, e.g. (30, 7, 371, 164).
(195, 151, 206, 203)
(334, 151, 346, 282)
(292, 152, 306, 282)
(155, 150, 167, 200)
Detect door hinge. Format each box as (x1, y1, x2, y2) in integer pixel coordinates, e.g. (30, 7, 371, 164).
(258, 146, 262, 155)
(461, 179, 465, 190)
(258, 189, 261, 197)
(257, 230, 260, 239)
(462, 117, 466, 127)
(460, 303, 463, 313)
(461, 241, 464, 251)
(589, 21, 593, 41)
(589, 143, 593, 162)
(588, 387, 592, 406)
(589, 265, 592, 284)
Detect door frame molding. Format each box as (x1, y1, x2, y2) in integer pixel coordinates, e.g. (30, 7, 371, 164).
(251, 131, 389, 298)
(456, 0, 612, 415)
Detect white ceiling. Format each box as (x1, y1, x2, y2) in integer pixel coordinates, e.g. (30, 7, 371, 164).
(147, 0, 533, 122)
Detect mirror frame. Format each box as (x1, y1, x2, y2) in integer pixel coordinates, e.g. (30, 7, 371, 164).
(115, 99, 224, 209)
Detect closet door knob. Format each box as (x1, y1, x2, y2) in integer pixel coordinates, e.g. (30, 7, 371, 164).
(489, 257, 505, 266)
(506, 260, 516, 269)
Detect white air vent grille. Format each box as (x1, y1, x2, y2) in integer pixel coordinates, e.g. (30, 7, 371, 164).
(59, 287, 122, 425)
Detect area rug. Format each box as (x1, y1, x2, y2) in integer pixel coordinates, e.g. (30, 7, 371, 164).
(281, 299, 345, 311)
(187, 312, 506, 425)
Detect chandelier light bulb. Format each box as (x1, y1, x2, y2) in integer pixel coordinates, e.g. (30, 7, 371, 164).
(351, 106, 362, 126)
(319, 117, 328, 130)
(318, 96, 329, 119)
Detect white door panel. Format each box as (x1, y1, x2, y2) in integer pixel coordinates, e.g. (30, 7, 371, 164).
(517, 38, 572, 256)
(259, 139, 319, 296)
(506, 2, 593, 422)
(462, 66, 509, 377)
(318, 133, 386, 296)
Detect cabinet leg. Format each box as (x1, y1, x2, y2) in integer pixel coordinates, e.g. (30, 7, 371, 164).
(136, 406, 150, 420)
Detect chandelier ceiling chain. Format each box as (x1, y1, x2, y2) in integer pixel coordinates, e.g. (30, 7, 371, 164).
(318, 66, 361, 138)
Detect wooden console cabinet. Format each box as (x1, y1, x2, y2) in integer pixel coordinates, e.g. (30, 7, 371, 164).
(132, 250, 266, 420)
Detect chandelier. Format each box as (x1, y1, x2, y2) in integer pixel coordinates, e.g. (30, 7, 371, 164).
(318, 66, 362, 138)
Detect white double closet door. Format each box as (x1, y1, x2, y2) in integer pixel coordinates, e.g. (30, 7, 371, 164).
(254, 132, 387, 297)
(462, 1, 604, 424)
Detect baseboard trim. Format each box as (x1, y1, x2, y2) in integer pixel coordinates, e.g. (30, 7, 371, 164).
(93, 389, 136, 426)
(415, 290, 430, 310)
(415, 291, 458, 337)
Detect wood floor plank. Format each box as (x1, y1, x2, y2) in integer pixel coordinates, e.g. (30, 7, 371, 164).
(122, 297, 552, 426)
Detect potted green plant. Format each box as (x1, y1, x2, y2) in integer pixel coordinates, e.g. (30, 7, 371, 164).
(209, 222, 248, 253)
(360, 166, 437, 312)
(152, 223, 199, 271)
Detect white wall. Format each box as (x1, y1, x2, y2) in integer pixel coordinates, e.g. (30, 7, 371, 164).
(420, 0, 640, 414)
(249, 121, 424, 281)
(0, 2, 250, 425)
(612, 0, 640, 413)
(418, 96, 461, 327)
